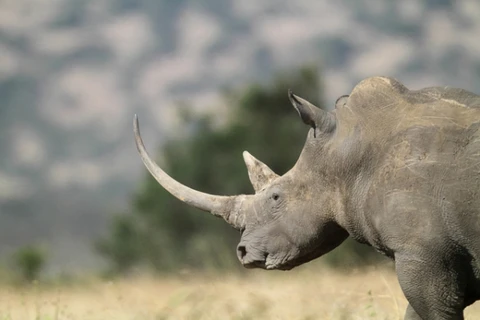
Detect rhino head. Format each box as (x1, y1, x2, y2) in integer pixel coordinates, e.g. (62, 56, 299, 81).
(133, 91, 350, 270)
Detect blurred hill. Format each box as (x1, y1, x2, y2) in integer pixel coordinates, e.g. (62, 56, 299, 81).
(1, 0, 480, 272)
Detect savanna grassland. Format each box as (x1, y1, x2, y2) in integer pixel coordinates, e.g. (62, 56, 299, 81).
(1, 266, 480, 320)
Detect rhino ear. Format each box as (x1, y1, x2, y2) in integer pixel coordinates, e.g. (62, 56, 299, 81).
(243, 151, 279, 193)
(335, 95, 349, 109)
(288, 90, 336, 136)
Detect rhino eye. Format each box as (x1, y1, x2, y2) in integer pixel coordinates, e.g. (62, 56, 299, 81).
(272, 193, 280, 201)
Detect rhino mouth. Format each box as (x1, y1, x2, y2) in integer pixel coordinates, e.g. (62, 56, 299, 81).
(266, 261, 295, 271)
(243, 260, 267, 269)
(241, 253, 300, 271)
(243, 258, 294, 271)
(265, 248, 327, 271)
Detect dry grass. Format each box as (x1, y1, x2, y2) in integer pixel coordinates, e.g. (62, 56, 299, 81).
(1, 266, 479, 319)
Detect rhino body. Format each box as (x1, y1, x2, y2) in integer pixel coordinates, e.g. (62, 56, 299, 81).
(134, 77, 480, 319)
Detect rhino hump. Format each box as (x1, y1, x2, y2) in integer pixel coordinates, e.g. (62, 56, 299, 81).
(337, 76, 480, 137)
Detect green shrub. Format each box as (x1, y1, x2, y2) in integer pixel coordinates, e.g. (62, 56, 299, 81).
(12, 245, 47, 282)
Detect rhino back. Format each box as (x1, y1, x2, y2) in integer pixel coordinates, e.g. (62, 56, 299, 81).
(335, 77, 480, 260)
(402, 85, 480, 109)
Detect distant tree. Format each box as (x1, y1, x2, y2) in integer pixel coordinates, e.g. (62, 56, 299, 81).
(12, 245, 46, 283)
(98, 65, 382, 274)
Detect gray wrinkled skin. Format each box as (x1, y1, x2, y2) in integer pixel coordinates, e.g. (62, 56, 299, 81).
(134, 77, 480, 319)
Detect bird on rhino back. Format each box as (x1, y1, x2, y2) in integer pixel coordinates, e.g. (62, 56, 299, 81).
(134, 76, 480, 320)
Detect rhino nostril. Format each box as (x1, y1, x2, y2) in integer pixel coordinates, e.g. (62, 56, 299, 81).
(237, 245, 247, 260)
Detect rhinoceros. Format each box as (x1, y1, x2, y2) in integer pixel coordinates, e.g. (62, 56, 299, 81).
(133, 76, 480, 319)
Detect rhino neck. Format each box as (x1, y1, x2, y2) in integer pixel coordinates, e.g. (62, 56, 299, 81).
(323, 127, 381, 246)
(292, 130, 369, 231)
(291, 122, 384, 248)
(327, 125, 404, 252)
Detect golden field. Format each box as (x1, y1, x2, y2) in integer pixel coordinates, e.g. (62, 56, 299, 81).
(1, 266, 480, 320)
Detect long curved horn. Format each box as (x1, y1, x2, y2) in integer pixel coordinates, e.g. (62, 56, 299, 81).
(133, 115, 246, 229)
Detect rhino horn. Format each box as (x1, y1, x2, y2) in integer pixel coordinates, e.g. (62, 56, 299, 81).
(242, 151, 279, 192)
(288, 90, 336, 136)
(133, 115, 246, 229)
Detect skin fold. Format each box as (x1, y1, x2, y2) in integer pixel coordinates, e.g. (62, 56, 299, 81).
(134, 76, 480, 320)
